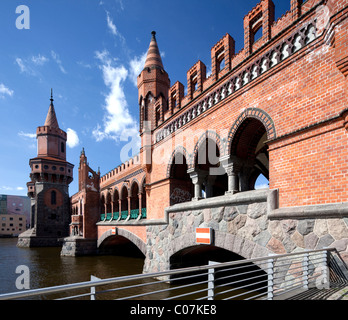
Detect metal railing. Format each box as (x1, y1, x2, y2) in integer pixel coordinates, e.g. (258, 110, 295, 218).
(1, 248, 347, 300)
(100, 208, 147, 222)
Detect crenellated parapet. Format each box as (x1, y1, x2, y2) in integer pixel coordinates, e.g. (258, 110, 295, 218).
(154, 0, 345, 143)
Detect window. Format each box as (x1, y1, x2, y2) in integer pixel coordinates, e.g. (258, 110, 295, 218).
(253, 26, 263, 43)
(61, 142, 65, 153)
(51, 190, 57, 205)
(216, 49, 225, 75)
(191, 73, 198, 94)
(171, 92, 177, 110)
(156, 107, 161, 127)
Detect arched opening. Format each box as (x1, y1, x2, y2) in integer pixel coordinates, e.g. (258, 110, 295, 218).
(170, 245, 267, 299)
(130, 181, 139, 219)
(169, 152, 194, 205)
(106, 192, 112, 220)
(120, 185, 129, 220)
(100, 194, 106, 220)
(195, 138, 227, 198)
(99, 235, 145, 258)
(141, 177, 147, 218)
(230, 118, 269, 191)
(113, 189, 120, 220)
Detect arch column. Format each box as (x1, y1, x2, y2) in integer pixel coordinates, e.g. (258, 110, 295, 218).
(138, 193, 142, 218)
(118, 199, 122, 221)
(188, 168, 207, 201)
(221, 155, 242, 194)
(127, 196, 131, 220)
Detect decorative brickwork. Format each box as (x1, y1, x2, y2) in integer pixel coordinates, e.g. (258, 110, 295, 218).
(62, 0, 348, 269)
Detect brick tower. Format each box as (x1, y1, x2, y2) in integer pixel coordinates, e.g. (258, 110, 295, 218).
(138, 31, 170, 170)
(18, 91, 74, 247)
(138, 31, 170, 132)
(61, 148, 100, 256)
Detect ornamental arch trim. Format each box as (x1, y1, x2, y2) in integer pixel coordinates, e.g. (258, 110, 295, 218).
(97, 228, 146, 256)
(192, 130, 224, 169)
(167, 230, 271, 272)
(227, 108, 276, 155)
(166, 146, 191, 178)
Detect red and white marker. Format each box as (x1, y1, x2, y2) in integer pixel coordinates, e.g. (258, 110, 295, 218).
(196, 227, 213, 245)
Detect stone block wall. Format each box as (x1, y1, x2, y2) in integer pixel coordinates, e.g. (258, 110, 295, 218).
(143, 190, 348, 274)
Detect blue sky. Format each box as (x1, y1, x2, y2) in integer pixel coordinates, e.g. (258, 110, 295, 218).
(0, 0, 290, 196)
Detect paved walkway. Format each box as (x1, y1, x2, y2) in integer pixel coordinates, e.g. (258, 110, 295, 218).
(286, 285, 348, 300)
(327, 286, 348, 300)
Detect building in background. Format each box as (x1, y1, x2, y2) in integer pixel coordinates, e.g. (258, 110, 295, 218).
(0, 194, 30, 237)
(17, 93, 74, 247)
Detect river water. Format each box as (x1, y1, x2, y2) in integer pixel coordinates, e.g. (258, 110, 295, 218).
(0, 238, 264, 300)
(0, 238, 145, 298)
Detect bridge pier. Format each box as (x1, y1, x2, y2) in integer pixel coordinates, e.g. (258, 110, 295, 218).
(60, 236, 97, 257)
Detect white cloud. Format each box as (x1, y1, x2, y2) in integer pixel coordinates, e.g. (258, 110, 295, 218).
(67, 128, 80, 148)
(18, 131, 36, 139)
(18, 131, 36, 149)
(31, 54, 49, 66)
(16, 57, 32, 74)
(16, 187, 25, 191)
(0, 83, 14, 98)
(129, 52, 147, 87)
(77, 61, 92, 69)
(106, 11, 117, 36)
(0, 186, 13, 191)
(51, 50, 67, 74)
(93, 50, 139, 146)
(15, 54, 48, 76)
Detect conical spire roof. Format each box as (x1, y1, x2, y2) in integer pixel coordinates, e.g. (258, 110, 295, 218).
(44, 89, 59, 129)
(144, 31, 164, 70)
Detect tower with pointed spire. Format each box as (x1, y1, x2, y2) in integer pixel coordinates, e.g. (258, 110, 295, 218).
(18, 91, 74, 248)
(138, 31, 170, 133)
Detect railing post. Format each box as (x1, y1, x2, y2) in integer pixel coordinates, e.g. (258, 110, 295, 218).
(302, 252, 309, 290)
(90, 275, 100, 300)
(321, 249, 330, 289)
(208, 261, 218, 300)
(267, 254, 275, 300)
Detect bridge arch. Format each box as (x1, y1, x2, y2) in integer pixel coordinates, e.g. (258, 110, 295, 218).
(167, 147, 194, 205)
(193, 131, 227, 198)
(168, 230, 270, 272)
(227, 108, 276, 155)
(166, 146, 191, 178)
(192, 130, 224, 167)
(167, 231, 269, 288)
(98, 228, 146, 257)
(227, 108, 275, 191)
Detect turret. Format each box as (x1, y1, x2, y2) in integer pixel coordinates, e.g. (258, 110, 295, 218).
(137, 31, 170, 133)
